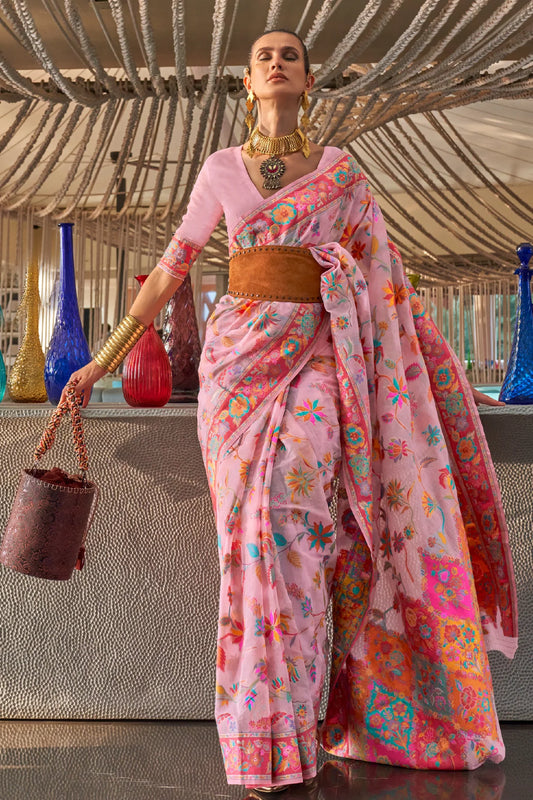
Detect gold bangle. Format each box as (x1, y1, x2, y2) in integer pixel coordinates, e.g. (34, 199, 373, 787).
(93, 314, 147, 373)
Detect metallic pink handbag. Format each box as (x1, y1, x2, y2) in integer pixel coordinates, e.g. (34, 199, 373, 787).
(1, 383, 98, 581)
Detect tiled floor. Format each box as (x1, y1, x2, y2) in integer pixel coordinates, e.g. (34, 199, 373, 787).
(0, 720, 529, 799)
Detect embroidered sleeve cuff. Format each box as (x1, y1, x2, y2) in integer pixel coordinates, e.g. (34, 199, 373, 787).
(156, 235, 202, 281)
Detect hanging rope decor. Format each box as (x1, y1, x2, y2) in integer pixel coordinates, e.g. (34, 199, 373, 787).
(0, 0, 530, 380)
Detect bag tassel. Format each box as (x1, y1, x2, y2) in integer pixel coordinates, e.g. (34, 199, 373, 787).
(75, 546, 85, 571)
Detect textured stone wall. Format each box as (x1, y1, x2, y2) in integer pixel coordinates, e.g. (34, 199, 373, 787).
(0, 404, 530, 720)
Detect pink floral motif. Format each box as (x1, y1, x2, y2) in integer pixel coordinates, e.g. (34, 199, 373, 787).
(156, 235, 202, 280)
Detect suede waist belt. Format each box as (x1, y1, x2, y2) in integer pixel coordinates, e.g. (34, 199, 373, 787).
(228, 246, 322, 302)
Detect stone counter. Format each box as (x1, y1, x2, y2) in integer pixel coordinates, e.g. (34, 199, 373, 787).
(0, 404, 530, 720)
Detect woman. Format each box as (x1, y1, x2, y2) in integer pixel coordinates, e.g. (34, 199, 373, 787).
(66, 30, 517, 794)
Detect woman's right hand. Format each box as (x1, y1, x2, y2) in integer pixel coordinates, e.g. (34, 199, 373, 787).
(58, 267, 181, 409)
(60, 360, 107, 408)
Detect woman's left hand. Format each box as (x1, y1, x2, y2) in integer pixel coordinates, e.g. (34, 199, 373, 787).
(471, 386, 506, 407)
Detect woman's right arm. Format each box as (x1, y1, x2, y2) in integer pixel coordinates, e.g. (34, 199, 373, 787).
(62, 267, 184, 407)
(62, 154, 224, 408)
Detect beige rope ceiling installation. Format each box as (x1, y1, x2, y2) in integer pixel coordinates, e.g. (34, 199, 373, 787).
(0, 0, 531, 283)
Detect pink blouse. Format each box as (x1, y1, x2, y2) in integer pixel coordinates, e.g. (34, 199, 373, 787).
(156, 145, 341, 282)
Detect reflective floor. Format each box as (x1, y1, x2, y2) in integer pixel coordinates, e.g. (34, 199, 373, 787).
(0, 721, 529, 799)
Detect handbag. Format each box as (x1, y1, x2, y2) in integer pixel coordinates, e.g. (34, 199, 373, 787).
(0, 382, 98, 581)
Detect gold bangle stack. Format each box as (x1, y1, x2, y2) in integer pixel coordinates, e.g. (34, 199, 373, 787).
(93, 314, 146, 373)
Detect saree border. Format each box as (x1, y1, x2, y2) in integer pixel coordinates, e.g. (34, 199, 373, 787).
(229, 153, 367, 255)
(409, 289, 518, 643)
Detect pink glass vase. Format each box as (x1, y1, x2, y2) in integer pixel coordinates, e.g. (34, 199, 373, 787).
(122, 275, 172, 407)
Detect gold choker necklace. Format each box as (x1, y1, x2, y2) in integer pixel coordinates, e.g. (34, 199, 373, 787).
(245, 126, 310, 191)
(246, 126, 310, 159)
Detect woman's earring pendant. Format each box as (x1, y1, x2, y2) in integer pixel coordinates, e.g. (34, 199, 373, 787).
(299, 91, 311, 158)
(300, 90, 310, 133)
(245, 89, 256, 133)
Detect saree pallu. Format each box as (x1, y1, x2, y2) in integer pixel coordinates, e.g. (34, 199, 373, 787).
(196, 154, 517, 787)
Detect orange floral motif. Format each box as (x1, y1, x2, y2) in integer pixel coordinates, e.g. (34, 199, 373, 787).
(286, 465, 315, 500)
(306, 521, 334, 551)
(351, 240, 366, 260)
(365, 623, 412, 695)
(229, 393, 251, 418)
(383, 280, 408, 306)
(386, 479, 405, 510)
(271, 202, 297, 224)
(421, 491, 436, 517)
(456, 436, 478, 462)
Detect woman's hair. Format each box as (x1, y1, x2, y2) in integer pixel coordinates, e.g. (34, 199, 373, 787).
(248, 29, 311, 76)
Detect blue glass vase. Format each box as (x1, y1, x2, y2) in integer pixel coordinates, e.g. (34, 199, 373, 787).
(44, 223, 91, 405)
(0, 304, 6, 402)
(499, 242, 533, 404)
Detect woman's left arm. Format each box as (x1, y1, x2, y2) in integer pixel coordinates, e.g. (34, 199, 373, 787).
(471, 386, 505, 407)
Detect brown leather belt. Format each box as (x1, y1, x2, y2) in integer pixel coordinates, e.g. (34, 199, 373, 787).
(228, 245, 322, 302)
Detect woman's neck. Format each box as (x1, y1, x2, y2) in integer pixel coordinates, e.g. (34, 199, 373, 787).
(256, 102, 299, 137)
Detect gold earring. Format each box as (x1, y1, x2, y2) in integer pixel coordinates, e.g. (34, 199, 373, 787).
(245, 88, 256, 133)
(300, 90, 310, 133)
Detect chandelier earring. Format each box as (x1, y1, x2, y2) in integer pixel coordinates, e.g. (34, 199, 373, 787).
(245, 88, 256, 133)
(300, 90, 310, 134)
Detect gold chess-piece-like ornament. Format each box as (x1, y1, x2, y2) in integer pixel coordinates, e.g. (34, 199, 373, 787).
(245, 88, 256, 133)
(8, 227, 48, 402)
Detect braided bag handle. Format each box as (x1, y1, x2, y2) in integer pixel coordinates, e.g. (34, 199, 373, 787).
(33, 382, 89, 476)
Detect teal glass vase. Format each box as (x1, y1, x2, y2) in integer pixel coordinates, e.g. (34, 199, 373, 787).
(499, 242, 533, 404)
(44, 223, 91, 405)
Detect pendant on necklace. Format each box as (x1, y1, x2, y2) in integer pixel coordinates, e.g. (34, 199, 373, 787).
(260, 156, 286, 190)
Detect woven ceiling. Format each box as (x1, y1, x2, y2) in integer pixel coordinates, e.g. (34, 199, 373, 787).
(0, 0, 532, 282)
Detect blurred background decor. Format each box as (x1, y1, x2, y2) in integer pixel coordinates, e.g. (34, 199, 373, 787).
(163, 274, 201, 401)
(0, 1, 531, 393)
(122, 273, 173, 407)
(7, 226, 47, 402)
(499, 243, 533, 404)
(43, 223, 91, 405)
(0, 305, 5, 402)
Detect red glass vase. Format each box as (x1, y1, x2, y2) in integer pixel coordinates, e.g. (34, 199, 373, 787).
(122, 275, 172, 407)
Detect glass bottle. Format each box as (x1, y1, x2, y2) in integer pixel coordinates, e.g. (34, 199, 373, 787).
(162, 274, 201, 402)
(122, 275, 172, 407)
(499, 242, 533, 404)
(44, 223, 91, 405)
(8, 226, 47, 402)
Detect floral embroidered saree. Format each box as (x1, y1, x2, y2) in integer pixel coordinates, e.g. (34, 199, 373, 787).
(158, 147, 517, 787)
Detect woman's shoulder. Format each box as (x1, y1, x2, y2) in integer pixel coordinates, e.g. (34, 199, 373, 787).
(203, 145, 241, 170)
(321, 144, 345, 160)
(321, 146, 366, 181)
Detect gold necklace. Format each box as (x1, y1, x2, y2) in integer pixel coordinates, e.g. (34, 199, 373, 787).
(245, 126, 311, 191)
(247, 126, 310, 157)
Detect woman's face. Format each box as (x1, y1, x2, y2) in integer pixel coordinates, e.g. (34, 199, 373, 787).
(245, 32, 314, 102)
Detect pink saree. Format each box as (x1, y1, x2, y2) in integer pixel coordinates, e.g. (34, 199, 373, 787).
(158, 147, 517, 787)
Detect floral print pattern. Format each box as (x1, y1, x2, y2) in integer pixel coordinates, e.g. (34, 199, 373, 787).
(157, 235, 202, 281)
(194, 153, 517, 785)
